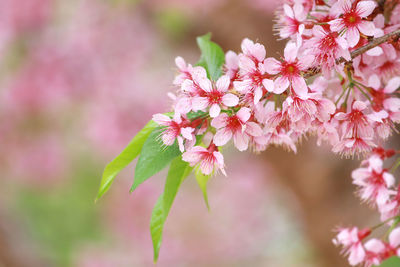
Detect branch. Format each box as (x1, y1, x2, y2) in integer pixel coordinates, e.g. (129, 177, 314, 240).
(303, 28, 400, 78)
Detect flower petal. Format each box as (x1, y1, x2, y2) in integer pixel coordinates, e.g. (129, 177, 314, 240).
(291, 76, 308, 97)
(356, 1, 376, 17)
(213, 128, 233, 146)
(209, 103, 221, 118)
(222, 93, 239, 107)
(346, 27, 360, 48)
(237, 107, 251, 123)
(216, 75, 230, 92)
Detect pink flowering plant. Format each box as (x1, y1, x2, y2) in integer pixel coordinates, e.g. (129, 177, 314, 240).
(97, 0, 400, 265)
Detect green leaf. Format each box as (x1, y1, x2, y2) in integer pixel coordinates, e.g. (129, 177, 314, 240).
(196, 33, 225, 81)
(96, 120, 157, 200)
(377, 257, 400, 267)
(131, 128, 181, 192)
(150, 157, 192, 262)
(195, 170, 211, 210)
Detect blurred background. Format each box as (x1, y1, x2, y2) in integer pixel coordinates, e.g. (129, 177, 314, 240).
(0, 0, 398, 266)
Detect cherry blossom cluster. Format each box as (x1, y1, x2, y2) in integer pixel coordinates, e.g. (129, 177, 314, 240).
(333, 148, 400, 266)
(151, 0, 400, 264)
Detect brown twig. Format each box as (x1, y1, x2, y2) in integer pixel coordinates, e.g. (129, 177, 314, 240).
(303, 28, 400, 79)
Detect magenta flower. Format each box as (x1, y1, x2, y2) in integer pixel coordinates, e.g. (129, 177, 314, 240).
(277, 3, 307, 40)
(152, 113, 195, 152)
(264, 42, 313, 97)
(233, 38, 274, 104)
(211, 107, 263, 151)
(352, 155, 395, 205)
(182, 145, 226, 176)
(333, 227, 371, 266)
(305, 25, 351, 76)
(364, 228, 400, 266)
(329, 0, 376, 47)
(192, 75, 239, 118)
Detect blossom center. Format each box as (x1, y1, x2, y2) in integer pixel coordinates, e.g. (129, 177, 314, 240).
(208, 90, 223, 104)
(342, 11, 360, 26)
(281, 62, 299, 78)
(226, 116, 243, 132)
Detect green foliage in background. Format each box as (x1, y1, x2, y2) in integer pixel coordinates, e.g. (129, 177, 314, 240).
(17, 160, 104, 266)
(377, 256, 400, 267)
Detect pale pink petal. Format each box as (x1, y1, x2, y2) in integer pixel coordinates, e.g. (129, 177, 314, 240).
(274, 76, 290, 94)
(389, 228, 400, 247)
(213, 151, 226, 176)
(383, 172, 395, 187)
(329, 19, 344, 32)
(162, 132, 176, 146)
(262, 78, 274, 92)
(211, 113, 228, 128)
(252, 43, 267, 62)
(283, 4, 294, 19)
(293, 3, 306, 21)
(213, 151, 225, 166)
(181, 127, 194, 140)
(213, 128, 233, 146)
(200, 159, 214, 175)
(198, 78, 213, 92)
(348, 244, 366, 265)
(353, 100, 367, 111)
(233, 132, 249, 151)
(366, 46, 383, 56)
(356, 1, 376, 17)
(237, 107, 251, 123)
(182, 150, 202, 165)
(175, 97, 192, 114)
(368, 74, 381, 89)
(192, 66, 208, 79)
(233, 79, 252, 93)
(384, 77, 400, 93)
(312, 25, 326, 38)
(291, 76, 308, 97)
(246, 122, 263, 136)
(177, 136, 184, 152)
(357, 21, 376, 36)
(263, 58, 282, 74)
(284, 42, 298, 62)
(225, 51, 239, 69)
(364, 239, 385, 253)
(254, 87, 263, 104)
(216, 75, 230, 92)
(152, 113, 171, 126)
(209, 103, 221, 118)
(299, 54, 315, 69)
(192, 97, 209, 111)
(239, 55, 256, 73)
(346, 27, 360, 48)
(384, 98, 400, 112)
(181, 80, 197, 93)
(222, 93, 239, 107)
(175, 56, 186, 70)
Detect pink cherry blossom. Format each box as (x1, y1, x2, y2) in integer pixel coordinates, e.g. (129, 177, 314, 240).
(333, 227, 371, 266)
(329, 0, 376, 47)
(191, 75, 239, 117)
(305, 25, 350, 76)
(152, 113, 195, 152)
(264, 42, 313, 97)
(182, 144, 226, 176)
(364, 228, 400, 266)
(233, 39, 273, 104)
(276, 3, 307, 40)
(351, 155, 395, 205)
(211, 107, 263, 151)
